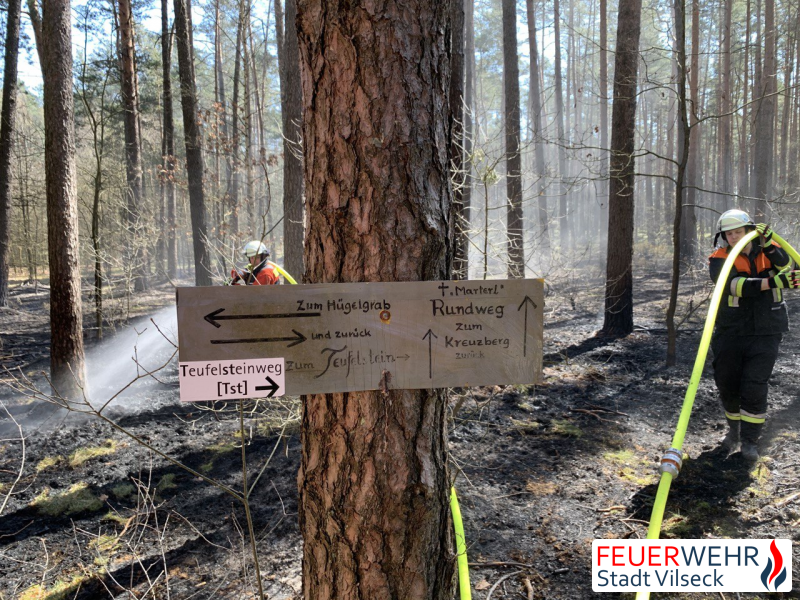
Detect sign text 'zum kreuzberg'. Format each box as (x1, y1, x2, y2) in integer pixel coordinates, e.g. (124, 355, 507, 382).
(176, 279, 543, 401)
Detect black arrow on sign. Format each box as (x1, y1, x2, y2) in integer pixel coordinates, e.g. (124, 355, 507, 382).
(422, 329, 438, 379)
(204, 308, 321, 328)
(255, 376, 280, 398)
(517, 296, 538, 357)
(210, 329, 307, 348)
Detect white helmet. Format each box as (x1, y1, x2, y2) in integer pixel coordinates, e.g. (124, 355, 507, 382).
(717, 209, 754, 233)
(243, 240, 269, 258)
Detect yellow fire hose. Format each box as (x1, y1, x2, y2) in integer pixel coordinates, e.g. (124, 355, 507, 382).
(268, 264, 472, 597)
(268, 261, 297, 285)
(635, 230, 800, 600)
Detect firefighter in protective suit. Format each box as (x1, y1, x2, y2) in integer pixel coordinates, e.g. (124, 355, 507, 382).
(230, 241, 280, 285)
(709, 209, 800, 460)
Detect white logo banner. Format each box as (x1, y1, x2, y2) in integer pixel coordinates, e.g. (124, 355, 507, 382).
(592, 539, 792, 592)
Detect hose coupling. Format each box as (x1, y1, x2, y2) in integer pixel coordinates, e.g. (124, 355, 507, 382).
(659, 448, 683, 478)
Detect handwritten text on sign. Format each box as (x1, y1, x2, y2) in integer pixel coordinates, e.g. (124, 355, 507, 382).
(176, 279, 543, 397)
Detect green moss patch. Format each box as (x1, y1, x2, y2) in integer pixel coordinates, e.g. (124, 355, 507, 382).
(33, 483, 104, 516)
(68, 439, 118, 468)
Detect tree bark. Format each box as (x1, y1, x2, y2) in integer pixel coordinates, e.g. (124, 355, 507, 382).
(174, 0, 212, 285)
(0, 0, 21, 307)
(601, 0, 642, 337)
(280, 0, 305, 280)
(162, 0, 177, 279)
(526, 0, 550, 254)
(502, 0, 524, 278)
(118, 0, 147, 291)
(296, 1, 455, 598)
(41, 0, 86, 396)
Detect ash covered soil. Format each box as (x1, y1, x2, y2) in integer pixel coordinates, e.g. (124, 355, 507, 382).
(1, 273, 800, 600)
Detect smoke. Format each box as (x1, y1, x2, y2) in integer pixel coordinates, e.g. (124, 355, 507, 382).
(84, 306, 178, 414)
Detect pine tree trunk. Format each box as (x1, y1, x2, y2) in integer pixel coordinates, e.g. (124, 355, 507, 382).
(553, 0, 569, 251)
(601, 0, 642, 337)
(526, 0, 550, 254)
(0, 0, 21, 307)
(174, 0, 212, 285)
(667, 0, 692, 365)
(296, 2, 455, 597)
(450, 0, 467, 279)
(503, 0, 524, 278)
(162, 0, 177, 279)
(280, 0, 305, 280)
(118, 0, 148, 291)
(230, 8, 243, 240)
(41, 0, 86, 396)
(753, 0, 775, 219)
(461, 0, 475, 275)
(680, 0, 698, 261)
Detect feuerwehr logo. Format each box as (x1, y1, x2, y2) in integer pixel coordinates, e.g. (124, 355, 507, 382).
(761, 540, 787, 592)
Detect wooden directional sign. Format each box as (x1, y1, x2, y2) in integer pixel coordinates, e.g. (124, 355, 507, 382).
(176, 279, 543, 399)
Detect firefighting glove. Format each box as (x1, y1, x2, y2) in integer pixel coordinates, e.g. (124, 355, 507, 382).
(769, 269, 800, 289)
(756, 223, 774, 244)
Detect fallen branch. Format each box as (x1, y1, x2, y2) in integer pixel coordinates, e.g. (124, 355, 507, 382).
(775, 491, 800, 508)
(486, 569, 522, 600)
(597, 505, 627, 513)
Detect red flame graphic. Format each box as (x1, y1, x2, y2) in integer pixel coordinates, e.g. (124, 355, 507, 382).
(768, 540, 783, 586)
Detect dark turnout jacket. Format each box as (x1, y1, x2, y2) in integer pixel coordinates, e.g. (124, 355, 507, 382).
(709, 240, 792, 336)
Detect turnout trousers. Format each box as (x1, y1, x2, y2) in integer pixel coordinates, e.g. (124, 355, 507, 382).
(711, 333, 781, 443)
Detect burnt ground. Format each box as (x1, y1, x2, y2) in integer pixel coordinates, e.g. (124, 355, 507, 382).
(1, 272, 800, 600)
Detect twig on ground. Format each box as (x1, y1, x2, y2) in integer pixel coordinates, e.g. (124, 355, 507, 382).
(486, 569, 523, 600)
(597, 505, 627, 513)
(523, 576, 534, 600)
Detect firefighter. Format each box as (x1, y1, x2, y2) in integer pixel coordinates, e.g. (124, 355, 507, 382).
(709, 209, 800, 460)
(230, 240, 280, 285)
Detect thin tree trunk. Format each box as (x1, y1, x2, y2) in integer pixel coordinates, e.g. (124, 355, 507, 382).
(680, 0, 698, 261)
(162, 0, 177, 279)
(601, 0, 642, 337)
(0, 0, 21, 307)
(41, 0, 86, 397)
(296, 1, 455, 597)
(503, 0, 524, 278)
(450, 0, 467, 279)
(667, 0, 692, 365)
(526, 0, 550, 254)
(280, 0, 305, 280)
(230, 7, 243, 239)
(462, 0, 475, 277)
(174, 0, 212, 285)
(719, 0, 733, 199)
(554, 0, 569, 251)
(118, 0, 147, 291)
(753, 0, 775, 219)
(738, 0, 751, 199)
